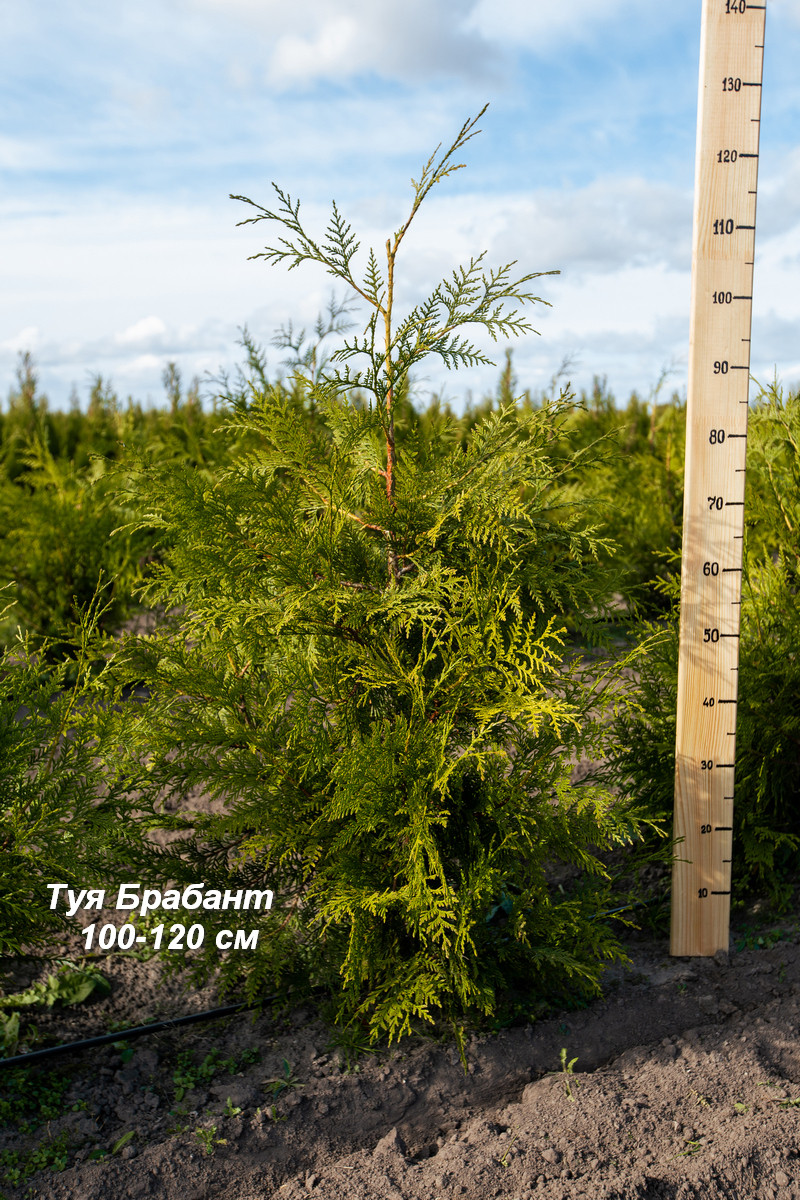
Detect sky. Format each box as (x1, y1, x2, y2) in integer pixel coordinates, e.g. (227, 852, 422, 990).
(2, 0, 800, 415)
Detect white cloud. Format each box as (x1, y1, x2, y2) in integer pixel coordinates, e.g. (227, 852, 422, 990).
(181, 0, 500, 88)
(773, 0, 800, 25)
(758, 149, 800, 239)
(116, 316, 168, 346)
(181, 0, 658, 87)
(373, 175, 694, 301)
(269, 16, 362, 87)
(495, 179, 693, 276)
(1, 326, 39, 354)
(464, 0, 636, 50)
(0, 137, 50, 172)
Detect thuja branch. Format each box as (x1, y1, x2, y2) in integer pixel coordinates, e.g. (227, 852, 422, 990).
(378, 104, 490, 535)
(231, 102, 556, 586)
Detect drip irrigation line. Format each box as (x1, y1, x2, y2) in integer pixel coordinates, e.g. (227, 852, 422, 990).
(0, 998, 266, 1071)
(0, 900, 655, 1072)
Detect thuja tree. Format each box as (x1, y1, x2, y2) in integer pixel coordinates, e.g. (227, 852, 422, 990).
(104, 107, 648, 1046)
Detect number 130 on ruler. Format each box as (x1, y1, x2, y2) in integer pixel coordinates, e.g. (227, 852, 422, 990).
(671, 0, 766, 957)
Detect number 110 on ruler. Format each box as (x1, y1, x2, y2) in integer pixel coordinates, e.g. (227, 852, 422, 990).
(671, 0, 766, 957)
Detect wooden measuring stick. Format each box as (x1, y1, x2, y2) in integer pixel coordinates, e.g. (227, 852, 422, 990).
(671, 0, 767, 957)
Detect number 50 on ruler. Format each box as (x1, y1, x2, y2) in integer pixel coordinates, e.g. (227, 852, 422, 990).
(671, 0, 766, 957)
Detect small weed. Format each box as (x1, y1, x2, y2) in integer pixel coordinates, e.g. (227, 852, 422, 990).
(172, 1050, 221, 1101)
(0, 1065, 72, 1134)
(166, 1108, 190, 1136)
(1, 966, 108, 1062)
(224, 1097, 243, 1118)
(734, 1101, 749, 1114)
(326, 1024, 378, 1073)
(548, 1048, 579, 1101)
(677, 1140, 703, 1157)
(676, 982, 688, 995)
(263, 1058, 303, 1100)
(111, 1131, 135, 1156)
(0, 1011, 20, 1057)
(690, 1089, 710, 1108)
(499, 1129, 519, 1168)
(113, 1039, 135, 1064)
(117, 912, 164, 961)
(0, 962, 110, 1012)
(735, 925, 794, 953)
(0, 1130, 71, 1191)
(194, 1125, 227, 1156)
(779, 1097, 800, 1109)
(171, 1045, 260, 1102)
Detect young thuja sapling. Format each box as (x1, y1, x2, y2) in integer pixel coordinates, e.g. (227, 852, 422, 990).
(106, 104, 650, 1052)
(231, 103, 556, 585)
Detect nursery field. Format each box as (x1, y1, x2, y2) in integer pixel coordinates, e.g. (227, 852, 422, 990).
(3, 894, 800, 1200)
(2, 114, 800, 1198)
(2, 347, 799, 1200)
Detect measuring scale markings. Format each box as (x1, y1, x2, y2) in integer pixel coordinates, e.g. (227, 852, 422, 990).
(671, 0, 766, 956)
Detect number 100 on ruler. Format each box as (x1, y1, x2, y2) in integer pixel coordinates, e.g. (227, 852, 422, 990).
(671, 0, 766, 957)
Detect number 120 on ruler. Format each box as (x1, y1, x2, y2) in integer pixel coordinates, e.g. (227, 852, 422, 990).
(671, 0, 766, 957)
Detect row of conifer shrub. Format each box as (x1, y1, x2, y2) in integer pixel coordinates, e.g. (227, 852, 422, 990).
(3, 369, 796, 1046)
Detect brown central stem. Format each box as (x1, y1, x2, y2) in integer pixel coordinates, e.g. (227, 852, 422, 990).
(384, 236, 399, 587)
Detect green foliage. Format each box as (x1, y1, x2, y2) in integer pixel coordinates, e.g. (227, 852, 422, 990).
(0, 1064, 72, 1133)
(325, 1019, 379, 1072)
(171, 1047, 261, 1102)
(744, 378, 800, 564)
(0, 352, 54, 483)
(14, 104, 800, 1061)
(735, 923, 796, 953)
(0, 1011, 20, 1058)
(263, 1059, 302, 1100)
(548, 1046, 580, 1100)
(0, 1130, 70, 1193)
(194, 1124, 226, 1156)
(0, 438, 144, 652)
(0, 609, 123, 956)
(0, 962, 110, 1013)
(604, 380, 800, 905)
(549, 374, 686, 616)
(100, 106, 649, 1049)
(0, 353, 252, 653)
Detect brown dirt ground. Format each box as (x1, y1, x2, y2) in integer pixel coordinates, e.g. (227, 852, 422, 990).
(3, 900, 800, 1200)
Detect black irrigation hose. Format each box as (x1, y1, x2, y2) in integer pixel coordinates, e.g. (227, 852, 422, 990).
(0, 999, 265, 1071)
(1, 901, 656, 1073)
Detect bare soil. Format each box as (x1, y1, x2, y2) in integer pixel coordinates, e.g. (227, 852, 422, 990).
(3, 904, 800, 1200)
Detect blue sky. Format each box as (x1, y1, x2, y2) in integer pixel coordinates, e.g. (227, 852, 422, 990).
(3, 0, 799, 414)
